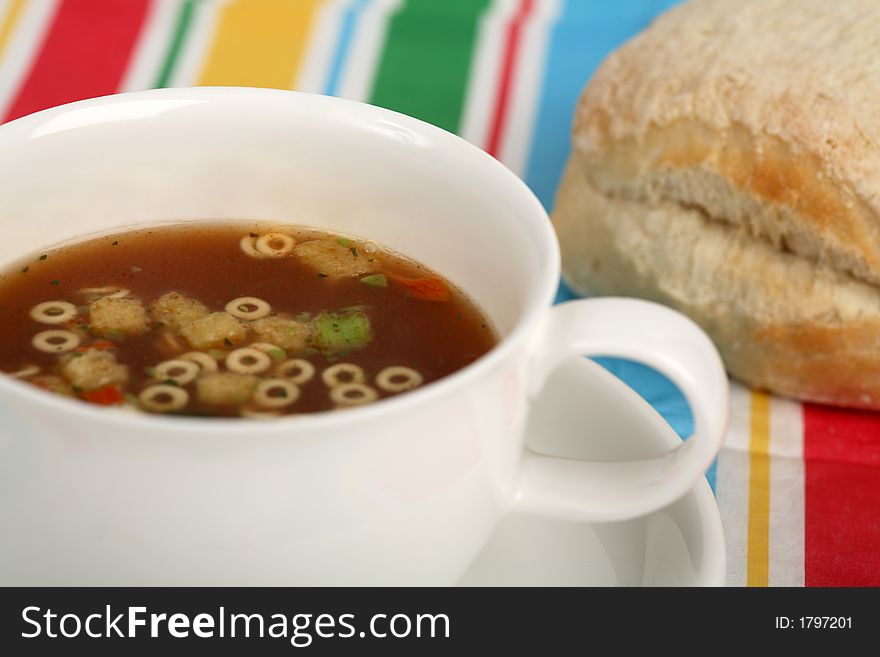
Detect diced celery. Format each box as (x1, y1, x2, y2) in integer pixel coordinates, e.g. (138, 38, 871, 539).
(312, 311, 372, 353)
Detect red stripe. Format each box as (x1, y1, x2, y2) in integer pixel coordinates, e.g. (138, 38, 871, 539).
(484, 0, 534, 157)
(3, 0, 151, 122)
(804, 404, 880, 586)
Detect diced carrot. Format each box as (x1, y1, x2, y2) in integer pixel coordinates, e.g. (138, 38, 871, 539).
(388, 273, 450, 301)
(90, 340, 117, 350)
(82, 384, 124, 406)
(75, 340, 116, 353)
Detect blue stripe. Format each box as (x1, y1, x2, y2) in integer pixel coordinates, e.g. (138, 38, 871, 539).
(524, 0, 680, 210)
(324, 0, 372, 97)
(536, 2, 713, 490)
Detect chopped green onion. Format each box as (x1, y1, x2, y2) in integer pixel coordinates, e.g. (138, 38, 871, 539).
(312, 310, 372, 354)
(268, 348, 286, 361)
(360, 274, 387, 288)
(207, 349, 225, 360)
(337, 238, 354, 248)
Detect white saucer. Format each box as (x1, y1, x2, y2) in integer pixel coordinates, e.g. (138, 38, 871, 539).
(458, 357, 725, 586)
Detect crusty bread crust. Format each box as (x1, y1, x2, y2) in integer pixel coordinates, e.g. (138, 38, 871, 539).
(555, 158, 880, 408)
(554, 0, 880, 408)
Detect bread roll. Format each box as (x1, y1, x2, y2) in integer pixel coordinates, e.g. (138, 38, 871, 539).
(553, 0, 880, 408)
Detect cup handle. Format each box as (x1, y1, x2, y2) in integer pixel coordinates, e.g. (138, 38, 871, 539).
(513, 297, 729, 522)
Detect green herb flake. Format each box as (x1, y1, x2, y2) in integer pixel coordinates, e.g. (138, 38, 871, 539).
(207, 349, 226, 360)
(337, 238, 353, 248)
(224, 338, 233, 347)
(111, 241, 118, 246)
(20, 266, 28, 273)
(350, 247, 359, 258)
(72, 385, 83, 394)
(318, 273, 328, 278)
(161, 379, 178, 386)
(268, 348, 286, 361)
(50, 280, 60, 286)
(105, 330, 125, 342)
(360, 274, 387, 288)
(71, 352, 84, 359)
(295, 312, 312, 323)
(39, 254, 47, 261)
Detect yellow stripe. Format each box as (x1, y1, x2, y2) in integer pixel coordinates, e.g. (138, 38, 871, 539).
(0, 0, 27, 60)
(197, 0, 324, 89)
(746, 390, 771, 587)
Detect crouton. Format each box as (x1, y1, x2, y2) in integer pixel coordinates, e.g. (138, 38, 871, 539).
(293, 237, 375, 278)
(180, 312, 247, 349)
(196, 372, 257, 406)
(89, 297, 148, 336)
(61, 349, 129, 391)
(151, 291, 209, 329)
(250, 315, 311, 351)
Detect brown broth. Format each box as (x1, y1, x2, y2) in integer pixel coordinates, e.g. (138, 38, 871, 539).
(0, 222, 497, 417)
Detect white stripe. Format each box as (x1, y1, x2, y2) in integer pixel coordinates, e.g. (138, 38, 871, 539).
(0, 0, 11, 30)
(119, 0, 179, 91)
(458, 0, 517, 147)
(0, 0, 59, 118)
(715, 383, 751, 586)
(768, 396, 805, 587)
(495, 0, 561, 174)
(295, 0, 350, 93)
(168, 0, 225, 87)
(335, 0, 402, 102)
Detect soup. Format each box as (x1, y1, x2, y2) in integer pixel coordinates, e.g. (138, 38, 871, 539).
(0, 223, 497, 417)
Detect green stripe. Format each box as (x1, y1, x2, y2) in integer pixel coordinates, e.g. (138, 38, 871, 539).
(369, 0, 490, 134)
(153, 0, 200, 88)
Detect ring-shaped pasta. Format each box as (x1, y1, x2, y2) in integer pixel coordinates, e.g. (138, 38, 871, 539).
(179, 351, 219, 373)
(376, 366, 424, 393)
(276, 358, 315, 384)
(225, 296, 271, 321)
(9, 365, 40, 379)
(239, 235, 262, 258)
(255, 232, 295, 257)
(30, 300, 77, 325)
(330, 383, 379, 407)
(139, 384, 189, 412)
(251, 342, 287, 361)
(32, 329, 80, 353)
(154, 359, 200, 385)
(322, 363, 365, 387)
(253, 378, 300, 409)
(226, 347, 271, 374)
(79, 286, 129, 298)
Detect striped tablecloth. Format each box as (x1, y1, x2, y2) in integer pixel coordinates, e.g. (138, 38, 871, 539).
(0, 0, 877, 587)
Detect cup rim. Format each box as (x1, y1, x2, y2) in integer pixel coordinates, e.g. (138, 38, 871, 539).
(0, 87, 560, 433)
